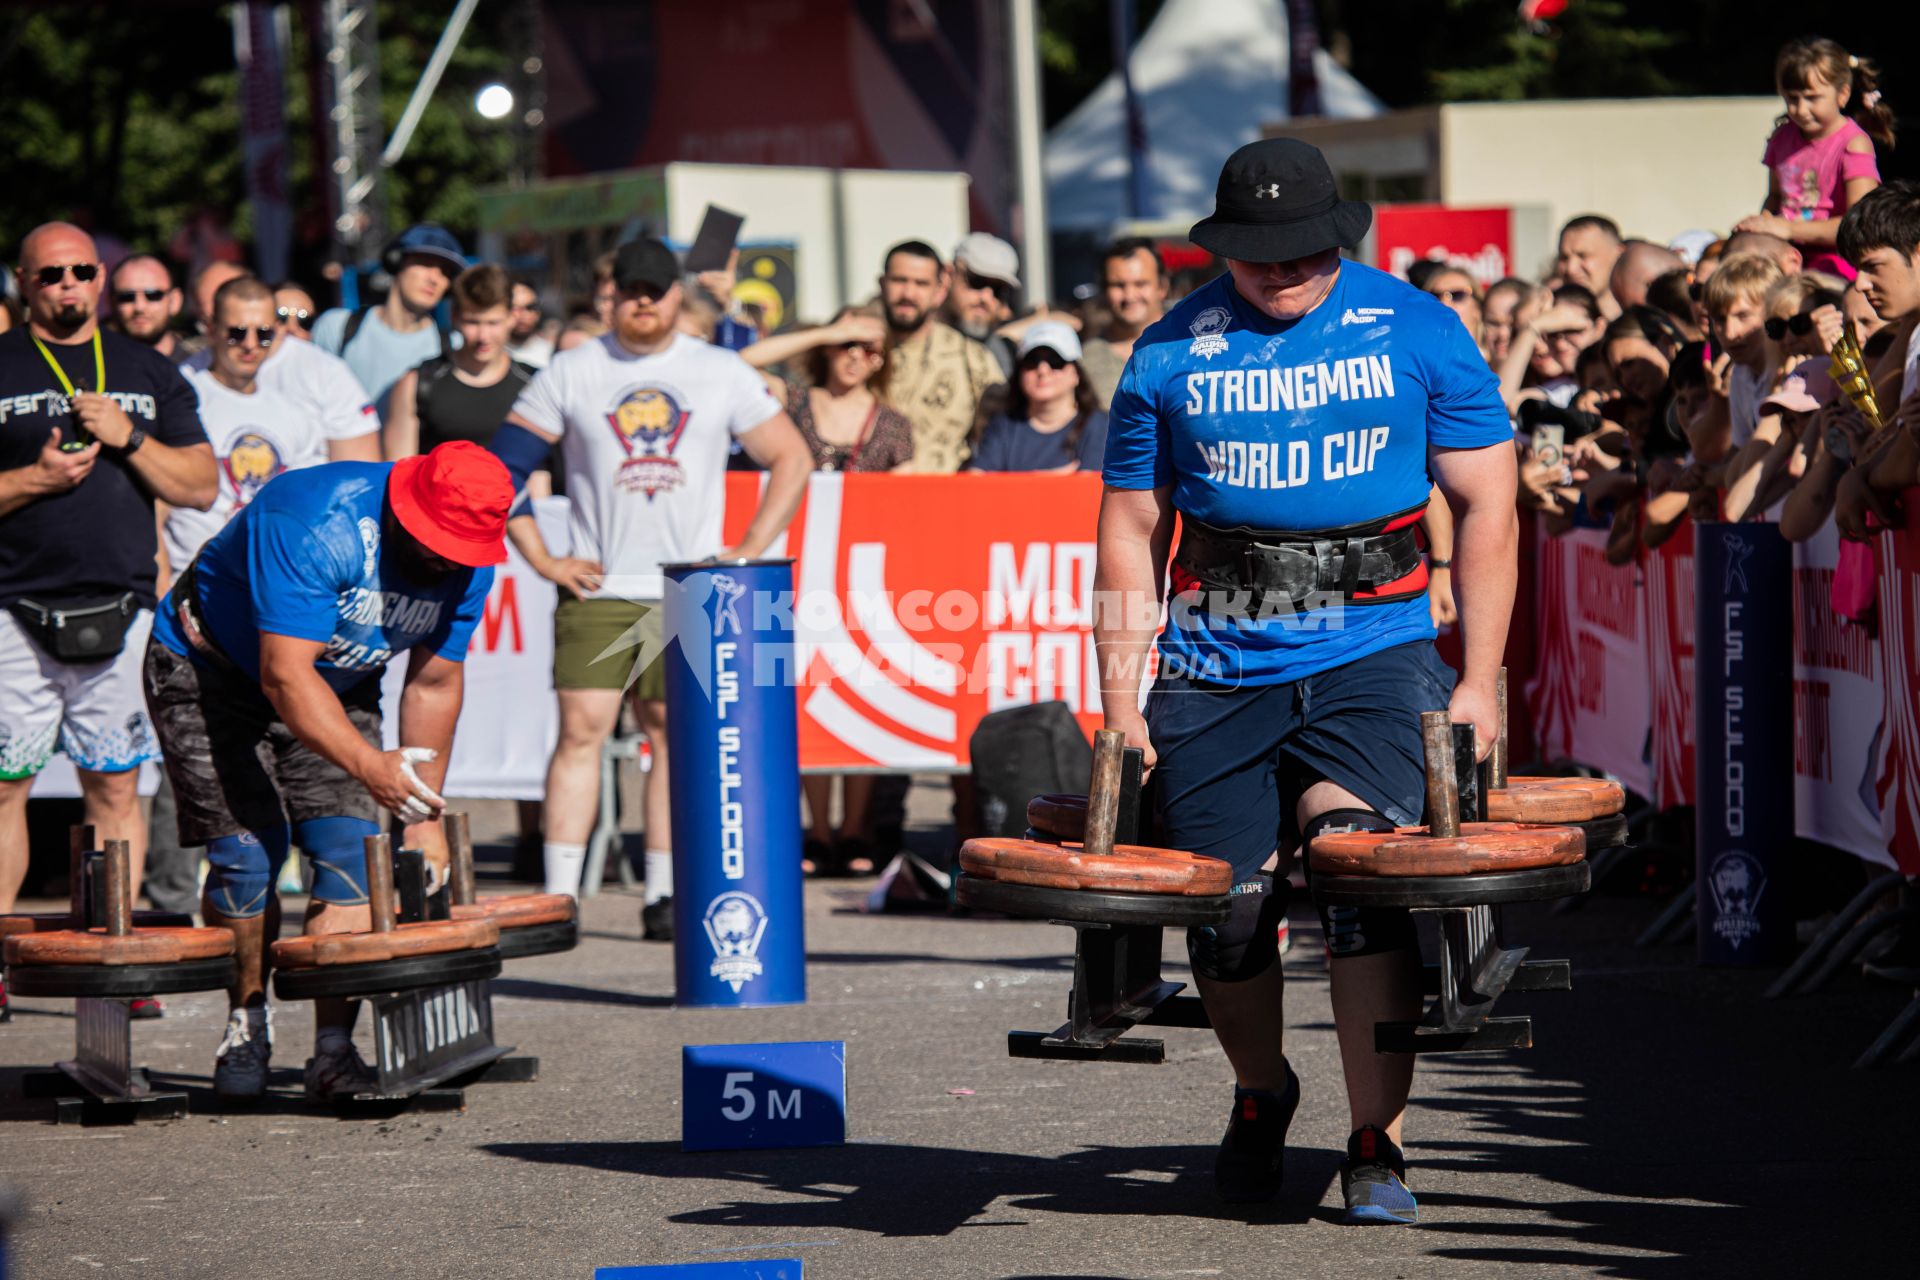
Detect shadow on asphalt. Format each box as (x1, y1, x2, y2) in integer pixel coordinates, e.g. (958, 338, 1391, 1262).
(482, 1138, 1346, 1234)
(490, 977, 673, 1009)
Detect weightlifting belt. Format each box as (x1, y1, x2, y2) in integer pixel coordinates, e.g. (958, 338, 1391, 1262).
(1172, 503, 1428, 612)
(172, 558, 244, 675)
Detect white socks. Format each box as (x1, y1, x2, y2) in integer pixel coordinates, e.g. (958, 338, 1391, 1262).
(544, 841, 587, 897)
(644, 849, 673, 905)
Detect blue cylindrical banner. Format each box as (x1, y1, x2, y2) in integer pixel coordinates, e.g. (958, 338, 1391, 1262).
(662, 559, 805, 1007)
(1693, 523, 1794, 965)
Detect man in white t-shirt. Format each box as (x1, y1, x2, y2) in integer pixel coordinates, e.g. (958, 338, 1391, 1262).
(497, 236, 811, 939)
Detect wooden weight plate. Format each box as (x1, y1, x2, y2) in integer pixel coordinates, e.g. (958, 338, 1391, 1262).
(1308, 822, 1586, 878)
(1025, 793, 1089, 840)
(449, 893, 578, 930)
(1, 911, 195, 939)
(4, 925, 236, 968)
(1486, 776, 1625, 823)
(269, 917, 498, 970)
(959, 837, 1232, 896)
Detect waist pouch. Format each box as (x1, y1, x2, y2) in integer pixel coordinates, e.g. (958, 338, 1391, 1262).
(8, 592, 139, 663)
(1173, 506, 1426, 613)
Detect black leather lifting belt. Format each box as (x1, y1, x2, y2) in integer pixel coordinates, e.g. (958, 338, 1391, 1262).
(1174, 505, 1425, 611)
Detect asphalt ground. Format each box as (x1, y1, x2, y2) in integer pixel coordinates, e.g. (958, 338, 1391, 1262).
(4, 793, 1918, 1278)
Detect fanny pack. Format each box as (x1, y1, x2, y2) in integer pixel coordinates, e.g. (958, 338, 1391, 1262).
(8, 592, 139, 663)
(1174, 505, 1427, 613)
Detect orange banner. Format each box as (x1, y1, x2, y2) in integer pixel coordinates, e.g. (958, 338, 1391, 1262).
(723, 472, 1107, 770)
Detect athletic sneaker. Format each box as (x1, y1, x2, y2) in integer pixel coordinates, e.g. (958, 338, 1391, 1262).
(304, 1039, 378, 1102)
(214, 1008, 272, 1100)
(129, 995, 165, 1019)
(1214, 1062, 1301, 1203)
(1341, 1124, 1418, 1225)
(641, 896, 674, 942)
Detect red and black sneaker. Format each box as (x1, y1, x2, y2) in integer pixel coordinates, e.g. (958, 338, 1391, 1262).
(129, 996, 165, 1020)
(1341, 1124, 1418, 1224)
(1213, 1061, 1301, 1204)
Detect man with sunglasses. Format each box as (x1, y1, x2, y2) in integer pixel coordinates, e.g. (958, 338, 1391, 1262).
(107, 254, 188, 365)
(273, 283, 320, 344)
(0, 222, 215, 961)
(488, 236, 811, 939)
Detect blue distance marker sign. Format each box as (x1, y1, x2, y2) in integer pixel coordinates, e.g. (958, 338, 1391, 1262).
(1693, 523, 1794, 965)
(594, 1262, 803, 1279)
(662, 559, 806, 1008)
(682, 1041, 846, 1153)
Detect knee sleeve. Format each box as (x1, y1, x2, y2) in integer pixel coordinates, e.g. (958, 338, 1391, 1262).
(1187, 873, 1289, 982)
(1304, 809, 1418, 960)
(295, 816, 380, 906)
(204, 828, 290, 919)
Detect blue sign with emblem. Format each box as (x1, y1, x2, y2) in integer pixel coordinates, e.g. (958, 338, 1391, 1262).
(682, 1041, 846, 1153)
(662, 559, 806, 1008)
(594, 1262, 803, 1279)
(1694, 522, 1793, 965)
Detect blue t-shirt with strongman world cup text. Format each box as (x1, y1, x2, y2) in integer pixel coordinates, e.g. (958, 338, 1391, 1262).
(152, 461, 493, 692)
(1102, 262, 1510, 686)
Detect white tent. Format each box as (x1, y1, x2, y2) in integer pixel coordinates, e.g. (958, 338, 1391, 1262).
(1045, 0, 1384, 232)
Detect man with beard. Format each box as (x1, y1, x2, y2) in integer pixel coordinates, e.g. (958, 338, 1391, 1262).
(108, 254, 188, 365)
(1078, 237, 1171, 408)
(487, 236, 811, 939)
(875, 240, 1004, 472)
(0, 223, 215, 1008)
(507, 278, 552, 369)
(944, 232, 1021, 375)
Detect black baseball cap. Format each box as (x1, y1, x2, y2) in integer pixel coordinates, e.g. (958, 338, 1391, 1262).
(1189, 138, 1372, 264)
(613, 237, 681, 293)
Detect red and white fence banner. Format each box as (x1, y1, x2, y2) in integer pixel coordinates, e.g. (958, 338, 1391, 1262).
(1874, 493, 1920, 875)
(1526, 523, 1653, 798)
(1792, 523, 1890, 867)
(1645, 519, 1697, 810)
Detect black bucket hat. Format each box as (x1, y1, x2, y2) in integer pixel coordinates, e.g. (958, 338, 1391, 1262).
(1189, 138, 1373, 264)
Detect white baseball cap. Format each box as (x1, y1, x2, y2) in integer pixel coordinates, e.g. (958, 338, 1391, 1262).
(954, 233, 1020, 288)
(1016, 319, 1082, 363)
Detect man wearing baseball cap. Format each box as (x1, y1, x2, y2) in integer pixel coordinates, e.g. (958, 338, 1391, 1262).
(946, 232, 1022, 373)
(312, 222, 468, 420)
(145, 440, 512, 1102)
(1095, 137, 1518, 1222)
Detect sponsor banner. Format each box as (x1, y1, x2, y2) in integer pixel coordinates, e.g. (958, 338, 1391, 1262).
(1526, 524, 1653, 798)
(1695, 523, 1795, 964)
(664, 560, 806, 1008)
(1874, 494, 1920, 875)
(1645, 520, 1697, 809)
(1374, 205, 1515, 287)
(1790, 523, 1890, 867)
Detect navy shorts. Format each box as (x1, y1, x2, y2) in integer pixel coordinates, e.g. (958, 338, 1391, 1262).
(1145, 640, 1457, 884)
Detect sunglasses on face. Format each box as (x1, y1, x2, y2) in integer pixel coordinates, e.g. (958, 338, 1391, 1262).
(1020, 352, 1069, 372)
(1763, 313, 1817, 340)
(1433, 288, 1475, 304)
(964, 271, 1009, 298)
(224, 325, 276, 347)
(276, 306, 314, 331)
(113, 288, 167, 304)
(833, 341, 878, 357)
(34, 263, 98, 286)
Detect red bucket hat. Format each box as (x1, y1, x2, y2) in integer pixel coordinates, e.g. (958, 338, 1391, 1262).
(387, 441, 512, 567)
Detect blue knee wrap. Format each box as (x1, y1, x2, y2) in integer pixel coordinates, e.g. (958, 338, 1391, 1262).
(204, 828, 290, 919)
(296, 817, 380, 906)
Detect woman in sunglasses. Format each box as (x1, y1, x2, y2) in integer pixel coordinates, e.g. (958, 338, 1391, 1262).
(1422, 268, 1485, 353)
(272, 283, 319, 343)
(967, 320, 1108, 473)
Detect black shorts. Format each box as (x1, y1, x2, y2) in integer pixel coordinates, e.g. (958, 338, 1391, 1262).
(143, 640, 382, 846)
(1146, 639, 1457, 884)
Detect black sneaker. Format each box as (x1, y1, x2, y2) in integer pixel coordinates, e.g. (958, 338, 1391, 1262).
(1214, 1062, 1300, 1203)
(1341, 1125, 1418, 1225)
(641, 897, 674, 942)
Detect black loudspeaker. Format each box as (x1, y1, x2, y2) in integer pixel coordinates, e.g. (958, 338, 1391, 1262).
(967, 701, 1095, 838)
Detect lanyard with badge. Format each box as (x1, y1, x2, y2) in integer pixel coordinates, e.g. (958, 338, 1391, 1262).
(31, 330, 104, 452)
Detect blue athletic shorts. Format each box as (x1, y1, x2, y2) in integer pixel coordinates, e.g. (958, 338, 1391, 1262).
(1145, 640, 1457, 884)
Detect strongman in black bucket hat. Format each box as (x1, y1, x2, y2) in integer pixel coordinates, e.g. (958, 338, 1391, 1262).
(1092, 137, 1520, 1222)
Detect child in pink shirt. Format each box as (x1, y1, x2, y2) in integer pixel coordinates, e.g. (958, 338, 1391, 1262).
(1736, 37, 1894, 280)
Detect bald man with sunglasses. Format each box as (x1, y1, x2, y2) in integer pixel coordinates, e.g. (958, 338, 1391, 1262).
(0, 223, 215, 971)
